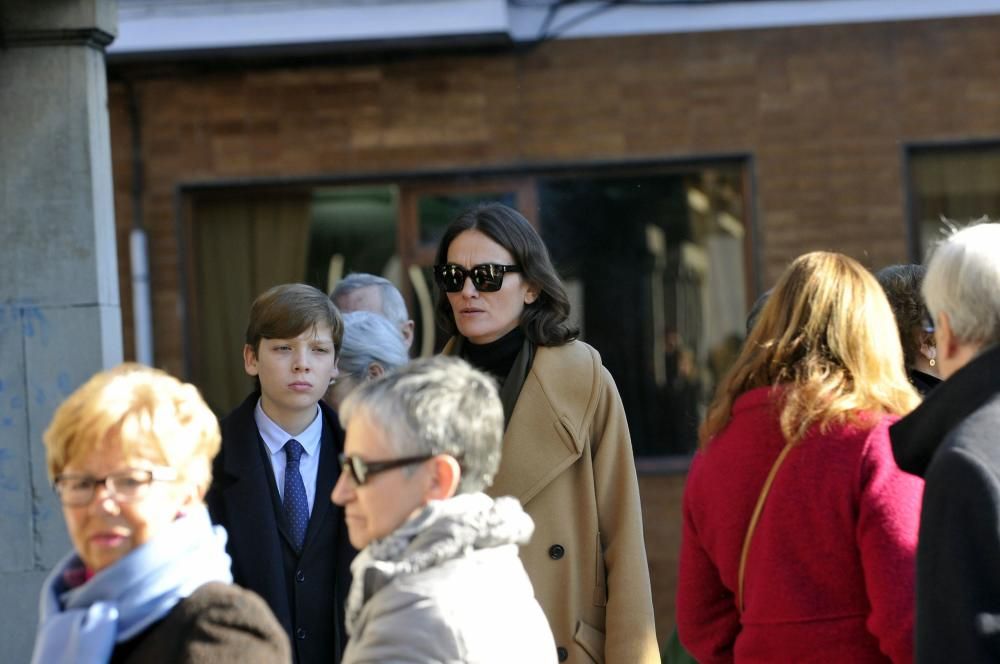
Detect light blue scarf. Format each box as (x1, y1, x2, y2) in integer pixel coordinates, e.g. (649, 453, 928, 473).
(31, 504, 233, 664)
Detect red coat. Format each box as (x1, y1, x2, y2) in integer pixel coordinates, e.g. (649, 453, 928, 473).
(677, 387, 922, 663)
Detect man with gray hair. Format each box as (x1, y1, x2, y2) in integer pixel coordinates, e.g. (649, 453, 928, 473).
(331, 356, 556, 664)
(891, 221, 1000, 662)
(330, 273, 414, 349)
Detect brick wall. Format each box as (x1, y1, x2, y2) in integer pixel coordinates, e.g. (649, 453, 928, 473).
(107, 14, 1000, 645)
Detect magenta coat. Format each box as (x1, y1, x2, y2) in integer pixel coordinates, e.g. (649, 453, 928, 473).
(677, 386, 923, 663)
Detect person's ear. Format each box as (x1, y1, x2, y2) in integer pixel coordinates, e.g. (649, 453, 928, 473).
(367, 362, 385, 380)
(243, 344, 259, 377)
(936, 312, 959, 363)
(400, 320, 415, 350)
(524, 283, 540, 305)
(426, 455, 461, 501)
(917, 328, 936, 360)
(927, 346, 937, 367)
(918, 340, 936, 366)
(175, 482, 202, 518)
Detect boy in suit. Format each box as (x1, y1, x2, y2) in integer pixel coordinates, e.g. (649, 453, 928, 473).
(206, 283, 356, 664)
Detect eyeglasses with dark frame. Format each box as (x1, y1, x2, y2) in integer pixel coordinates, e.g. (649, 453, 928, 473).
(338, 453, 434, 486)
(53, 467, 179, 506)
(433, 263, 522, 293)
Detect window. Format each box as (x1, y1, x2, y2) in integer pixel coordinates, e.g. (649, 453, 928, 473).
(536, 167, 749, 455)
(398, 163, 753, 456)
(908, 143, 1000, 260)
(184, 160, 754, 457)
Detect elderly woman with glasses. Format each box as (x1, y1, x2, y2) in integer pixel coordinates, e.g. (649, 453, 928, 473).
(324, 310, 409, 412)
(31, 364, 289, 664)
(891, 222, 1000, 662)
(331, 356, 557, 663)
(432, 202, 658, 663)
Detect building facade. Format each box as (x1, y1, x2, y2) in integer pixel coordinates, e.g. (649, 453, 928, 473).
(105, 3, 1000, 640)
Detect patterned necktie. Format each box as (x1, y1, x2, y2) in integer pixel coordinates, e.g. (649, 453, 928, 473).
(283, 439, 309, 550)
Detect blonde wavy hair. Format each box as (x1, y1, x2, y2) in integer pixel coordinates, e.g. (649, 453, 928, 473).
(44, 363, 221, 495)
(700, 252, 920, 448)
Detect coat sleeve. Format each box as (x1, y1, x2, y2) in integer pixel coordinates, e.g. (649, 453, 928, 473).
(341, 589, 464, 664)
(675, 454, 740, 664)
(915, 446, 1000, 663)
(166, 585, 291, 664)
(590, 366, 661, 663)
(855, 423, 922, 664)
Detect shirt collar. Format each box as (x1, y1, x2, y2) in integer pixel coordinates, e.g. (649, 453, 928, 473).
(254, 399, 323, 457)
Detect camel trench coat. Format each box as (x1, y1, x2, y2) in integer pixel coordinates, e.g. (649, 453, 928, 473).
(447, 338, 659, 663)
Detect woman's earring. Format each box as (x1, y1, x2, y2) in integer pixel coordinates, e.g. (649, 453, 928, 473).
(928, 347, 937, 368)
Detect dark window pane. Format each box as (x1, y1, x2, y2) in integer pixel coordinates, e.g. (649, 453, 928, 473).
(418, 192, 517, 247)
(538, 167, 747, 456)
(909, 145, 1000, 260)
(305, 186, 400, 293)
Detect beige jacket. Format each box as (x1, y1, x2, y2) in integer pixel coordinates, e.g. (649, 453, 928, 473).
(447, 339, 659, 663)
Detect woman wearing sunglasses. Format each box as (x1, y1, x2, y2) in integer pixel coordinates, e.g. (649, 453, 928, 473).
(31, 364, 289, 664)
(433, 202, 659, 663)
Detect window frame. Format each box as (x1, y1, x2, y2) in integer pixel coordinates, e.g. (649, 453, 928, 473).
(176, 155, 759, 464)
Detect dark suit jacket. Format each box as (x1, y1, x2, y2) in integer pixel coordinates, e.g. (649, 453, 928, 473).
(110, 582, 290, 664)
(206, 394, 356, 664)
(892, 344, 1000, 663)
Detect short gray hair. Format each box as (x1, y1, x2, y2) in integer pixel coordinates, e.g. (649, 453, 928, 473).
(331, 273, 409, 329)
(339, 356, 503, 494)
(338, 311, 409, 377)
(923, 220, 1000, 346)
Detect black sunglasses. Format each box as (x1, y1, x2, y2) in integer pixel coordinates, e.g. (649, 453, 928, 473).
(433, 263, 521, 293)
(338, 453, 433, 486)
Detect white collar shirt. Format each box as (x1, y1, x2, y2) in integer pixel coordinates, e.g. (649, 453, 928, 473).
(254, 399, 324, 514)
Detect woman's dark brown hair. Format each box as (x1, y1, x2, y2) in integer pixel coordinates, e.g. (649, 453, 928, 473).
(434, 202, 578, 347)
(875, 264, 929, 368)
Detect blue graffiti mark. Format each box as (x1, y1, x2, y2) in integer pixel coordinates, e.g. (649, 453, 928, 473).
(21, 307, 50, 346)
(0, 301, 20, 337)
(57, 372, 73, 396)
(1, 417, 11, 428)
(34, 387, 45, 406)
(32, 502, 53, 522)
(0, 448, 19, 492)
(0, 299, 51, 346)
(10, 396, 23, 410)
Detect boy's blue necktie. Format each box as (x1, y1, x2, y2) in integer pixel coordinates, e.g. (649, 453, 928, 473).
(283, 439, 309, 550)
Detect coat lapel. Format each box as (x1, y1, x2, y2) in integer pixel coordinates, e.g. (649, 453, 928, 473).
(301, 403, 343, 553)
(215, 396, 292, 629)
(489, 344, 589, 505)
(443, 338, 595, 506)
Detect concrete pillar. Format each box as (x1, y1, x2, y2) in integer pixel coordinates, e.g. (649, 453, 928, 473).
(0, 1, 120, 659)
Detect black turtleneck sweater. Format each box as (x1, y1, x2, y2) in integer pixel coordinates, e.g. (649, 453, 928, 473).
(461, 327, 525, 385)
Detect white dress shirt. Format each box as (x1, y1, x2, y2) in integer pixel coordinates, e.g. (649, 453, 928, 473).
(254, 399, 323, 514)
